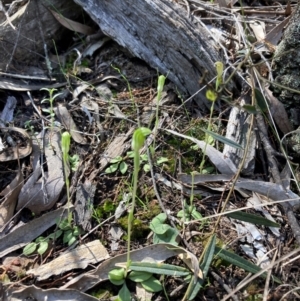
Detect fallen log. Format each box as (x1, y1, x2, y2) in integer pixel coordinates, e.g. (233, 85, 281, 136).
(72, 0, 230, 108)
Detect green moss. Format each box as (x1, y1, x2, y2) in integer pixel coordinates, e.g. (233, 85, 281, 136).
(92, 199, 116, 221)
(141, 202, 161, 220)
(118, 215, 150, 240)
(245, 282, 263, 301)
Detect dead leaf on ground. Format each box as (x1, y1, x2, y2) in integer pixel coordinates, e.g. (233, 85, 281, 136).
(249, 21, 265, 41)
(166, 129, 237, 175)
(0, 206, 72, 258)
(17, 128, 65, 214)
(5, 285, 98, 301)
(26, 240, 109, 281)
(50, 9, 96, 35)
(0, 127, 32, 162)
(0, 0, 30, 29)
(265, 16, 291, 46)
(55, 105, 87, 144)
(89, 127, 134, 181)
(264, 86, 293, 134)
(0, 170, 23, 228)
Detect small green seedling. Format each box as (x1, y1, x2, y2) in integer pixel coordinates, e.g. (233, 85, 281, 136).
(105, 151, 169, 174)
(105, 154, 132, 174)
(23, 218, 82, 256)
(58, 218, 82, 246)
(177, 204, 203, 223)
(23, 230, 63, 256)
(40, 88, 62, 127)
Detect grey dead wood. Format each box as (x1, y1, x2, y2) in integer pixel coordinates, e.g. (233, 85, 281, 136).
(72, 0, 230, 108)
(0, 0, 83, 71)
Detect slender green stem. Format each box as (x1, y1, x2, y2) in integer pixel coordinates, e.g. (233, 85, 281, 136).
(126, 147, 139, 270)
(199, 101, 215, 173)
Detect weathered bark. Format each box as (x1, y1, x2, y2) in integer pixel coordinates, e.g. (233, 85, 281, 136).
(0, 0, 83, 71)
(73, 0, 226, 108)
(272, 1, 300, 126)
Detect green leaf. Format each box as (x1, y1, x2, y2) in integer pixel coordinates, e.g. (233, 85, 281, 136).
(118, 283, 131, 301)
(255, 88, 268, 112)
(157, 157, 169, 165)
(226, 211, 280, 227)
(119, 161, 128, 174)
(73, 226, 81, 236)
(110, 278, 125, 286)
(37, 241, 49, 255)
(23, 242, 37, 255)
(52, 93, 63, 101)
(48, 230, 63, 240)
(110, 156, 123, 164)
(151, 213, 167, 225)
(214, 246, 281, 283)
(140, 154, 148, 161)
(105, 163, 119, 174)
(68, 235, 77, 246)
(150, 223, 171, 235)
(153, 228, 179, 245)
(188, 235, 216, 300)
(109, 268, 126, 285)
(191, 207, 203, 220)
(201, 235, 216, 278)
(143, 164, 150, 172)
(63, 230, 73, 244)
(141, 276, 163, 292)
(242, 104, 257, 114)
(128, 271, 152, 282)
(35, 236, 47, 243)
(201, 166, 215, 174)
(177, 210, 186, 219)
(130, 262, 190, 277)
(201, 128, 244, 149)
(58, 219, 72, 231)
(126, 151, 135, 158)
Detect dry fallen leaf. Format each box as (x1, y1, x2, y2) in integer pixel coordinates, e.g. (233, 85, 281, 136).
(55, 105, 87, 144)
(6, 285, 98, 301)
(0, 206, 72, 258)
(26, 240, 109, 281)
(63, 243, 200, 292)
(0, 127, 32, 162)
(17, 128, 65, 214)
(0, 170, 23, 228)
(50, 9, 96, 35)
